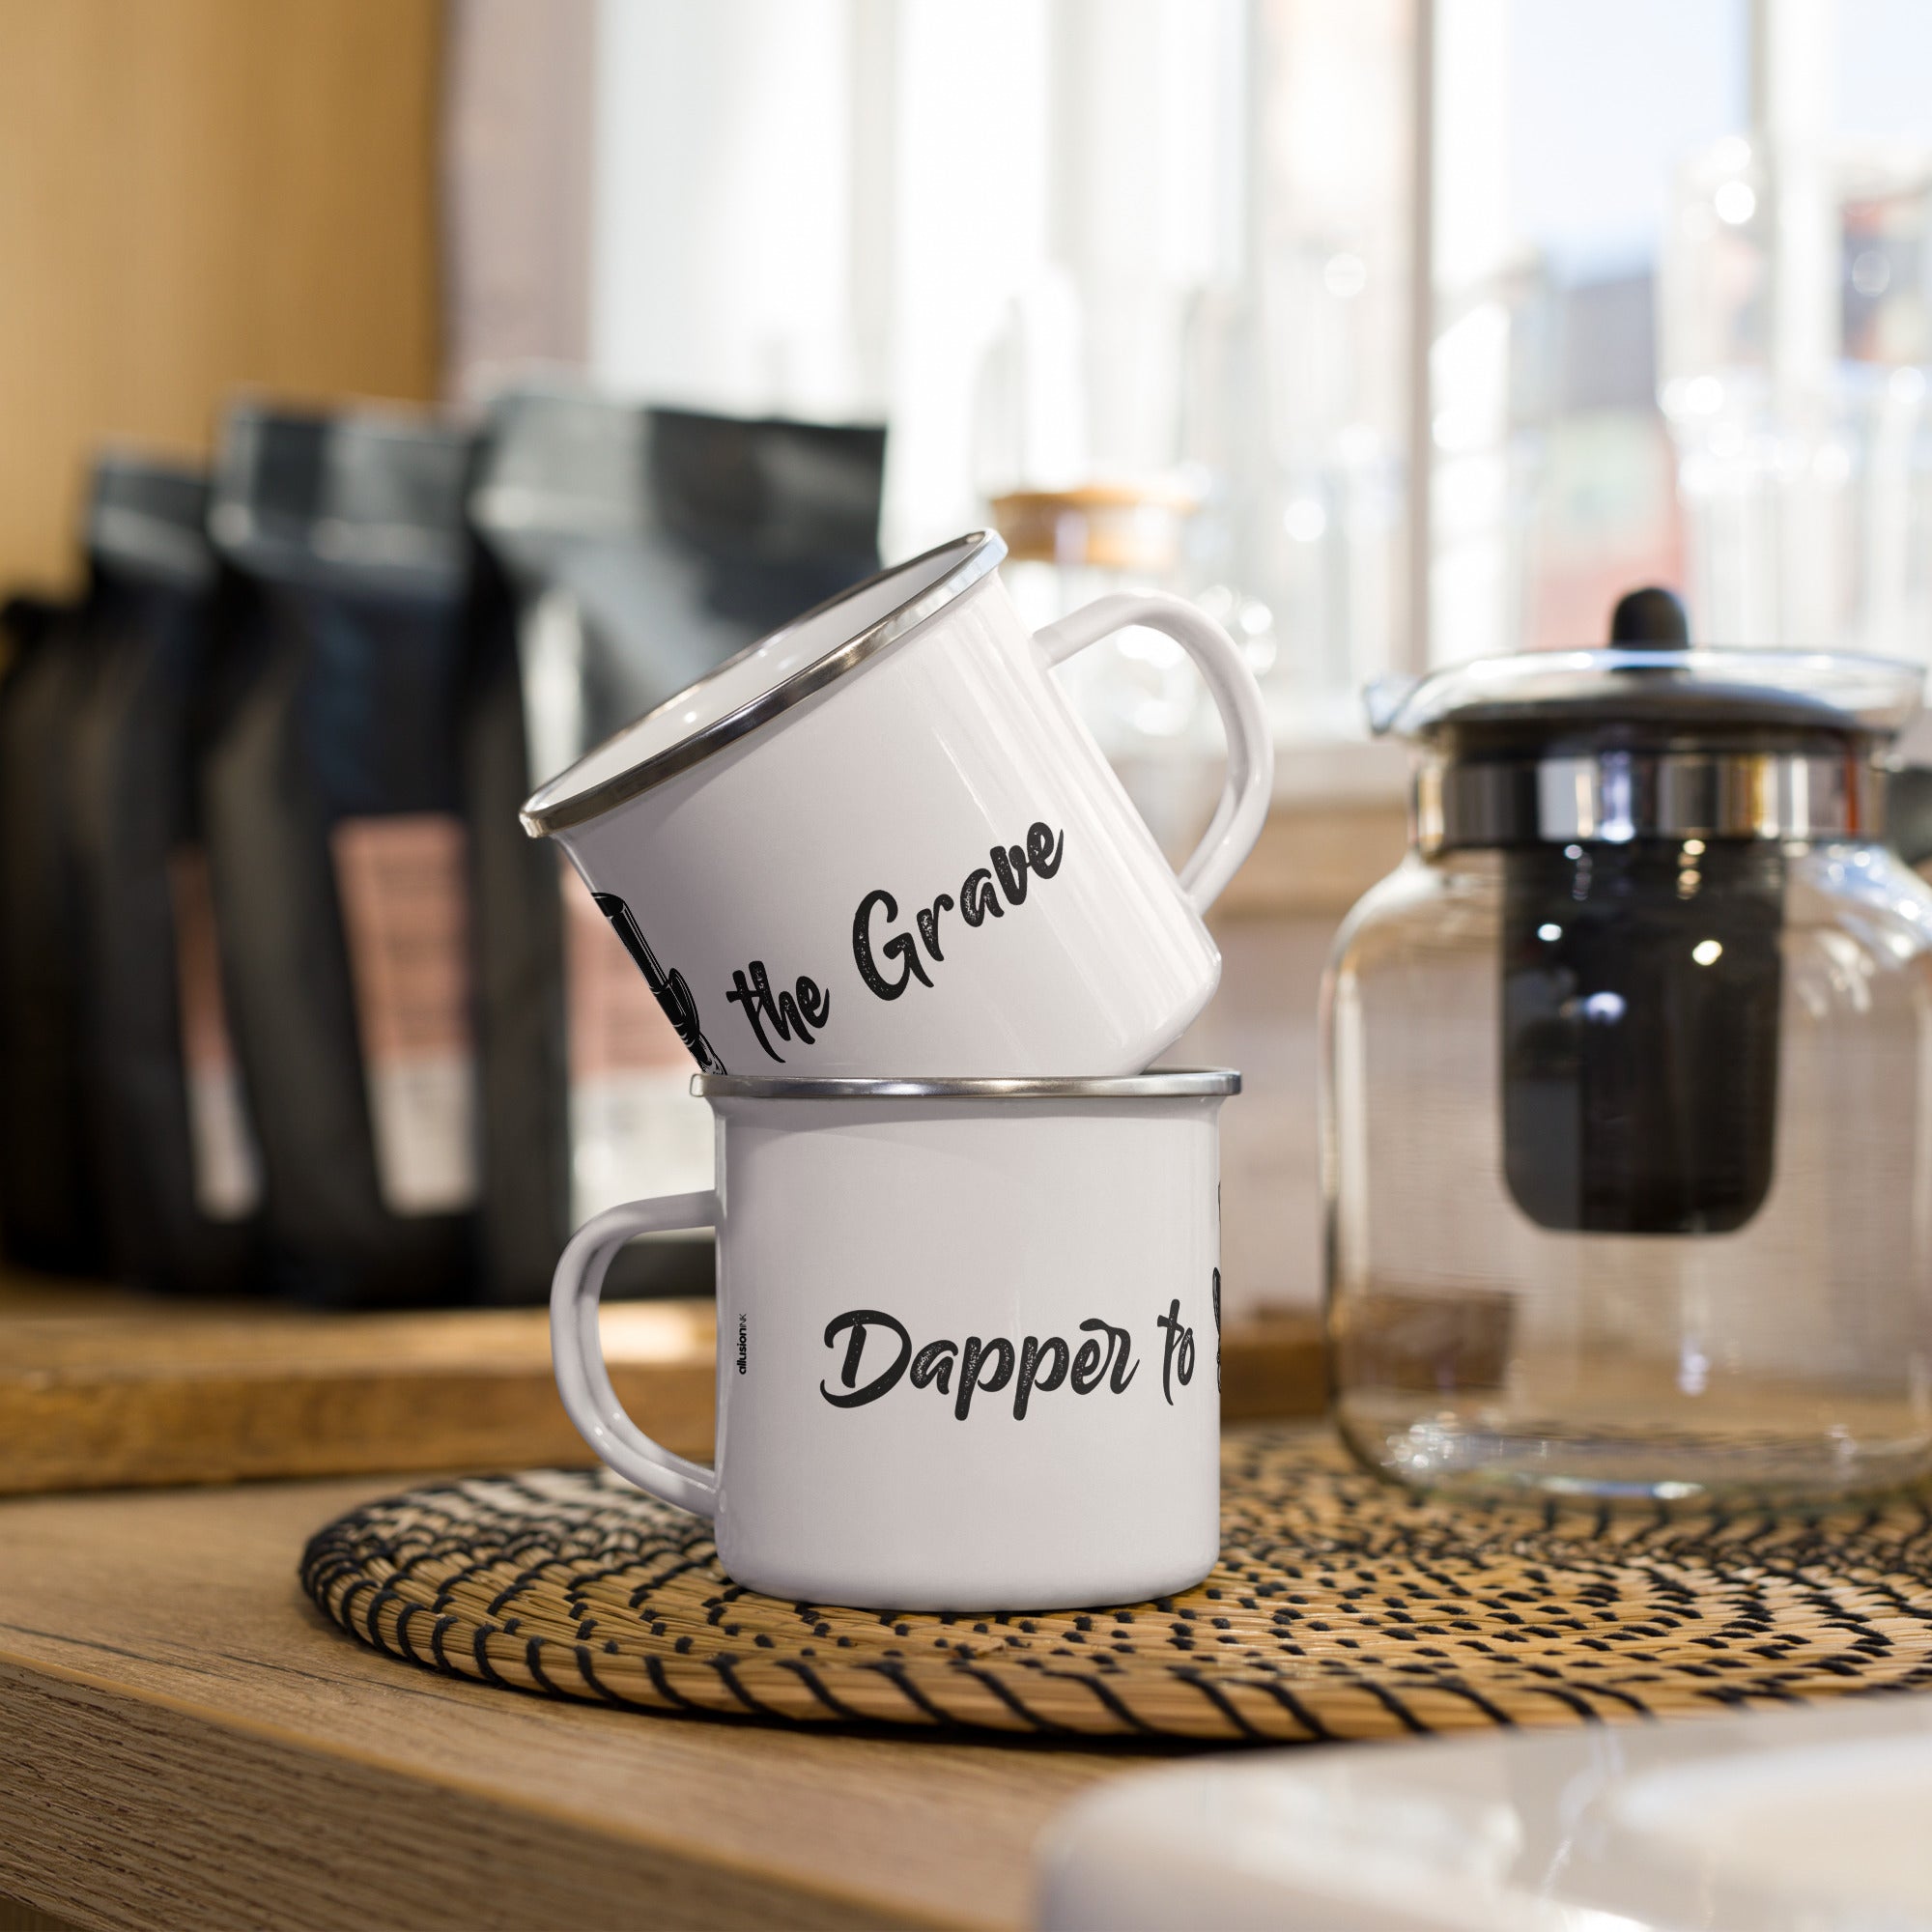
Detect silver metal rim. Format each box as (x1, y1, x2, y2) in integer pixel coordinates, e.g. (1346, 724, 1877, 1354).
(521, 530, 1007, 837)
(1415, 748, 1884, 849)
(692, 1067, 1241, 1101)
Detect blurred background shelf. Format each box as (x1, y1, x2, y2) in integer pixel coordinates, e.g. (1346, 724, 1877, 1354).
(0, 1284, 715, 1494)
(0, 1278, 1322, 1495)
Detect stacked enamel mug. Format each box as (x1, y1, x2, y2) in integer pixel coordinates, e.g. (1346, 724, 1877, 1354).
(525, 534, 1272, 1611)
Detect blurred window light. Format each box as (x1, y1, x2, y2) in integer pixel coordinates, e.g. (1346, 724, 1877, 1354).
(1850, 248, 1890, 297)
(1713, 178, 1757, 224)
(1283, 498, 1328, 542)
(1812, 441, 1853, 486)
(1836, 0, 1932, 137)
(1323, 251, 1369, 298)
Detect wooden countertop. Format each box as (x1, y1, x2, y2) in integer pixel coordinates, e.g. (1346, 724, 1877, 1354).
(0, 1279, 1322, 1926)
(0, 1470, 1237, 1932)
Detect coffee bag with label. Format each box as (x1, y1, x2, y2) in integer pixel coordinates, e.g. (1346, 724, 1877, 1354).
(463, 385, 885, 1300)
(70, 455, 264, 1293)
(205, 403, 480, 1306)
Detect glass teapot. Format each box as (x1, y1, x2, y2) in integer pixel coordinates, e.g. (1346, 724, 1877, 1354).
(1324, 594, 1932, 1501)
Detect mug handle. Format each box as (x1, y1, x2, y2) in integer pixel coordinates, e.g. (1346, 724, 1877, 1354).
(1036, 591, 1275, 915)
(550, 1190, 721, 1518)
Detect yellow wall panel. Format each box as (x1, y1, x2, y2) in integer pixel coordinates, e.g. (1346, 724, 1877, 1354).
(0, 0, 443, 589)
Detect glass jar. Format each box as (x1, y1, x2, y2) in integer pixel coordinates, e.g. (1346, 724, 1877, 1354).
(1324, 644, 1932, 1501)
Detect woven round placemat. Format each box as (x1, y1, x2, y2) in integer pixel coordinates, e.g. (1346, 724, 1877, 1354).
(301, 1427, 1932, 1743)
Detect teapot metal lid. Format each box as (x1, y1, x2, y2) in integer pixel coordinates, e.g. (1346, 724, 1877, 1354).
(1375, 588, 1928, 850)
(1373, 646, 1925, 748)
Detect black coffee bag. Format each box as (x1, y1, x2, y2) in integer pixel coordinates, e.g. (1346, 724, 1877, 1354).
(204, 402, 480, 1307)
(0, 589, 101, 1272)
(71, 454, 263, 1293)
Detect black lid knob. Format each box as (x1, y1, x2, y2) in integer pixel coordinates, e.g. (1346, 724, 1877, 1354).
(1608, 585, 1690, 645)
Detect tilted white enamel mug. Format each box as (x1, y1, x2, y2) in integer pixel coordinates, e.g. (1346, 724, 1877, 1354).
(519, 533, 1272, 1076)
(550, 1070, 1235, 1611)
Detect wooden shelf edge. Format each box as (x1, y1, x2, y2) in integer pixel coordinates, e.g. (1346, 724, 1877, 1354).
(0, 1303, 1325, 1497)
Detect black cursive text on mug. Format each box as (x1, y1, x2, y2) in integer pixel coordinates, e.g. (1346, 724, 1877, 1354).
(1155, 1297, 1196, 1406)
(818, 1308, 1142, 1421)
(724, 959, 831, 1064)
(853, 820, 1066, 1002)
(1211, 1266, 1221, 1391)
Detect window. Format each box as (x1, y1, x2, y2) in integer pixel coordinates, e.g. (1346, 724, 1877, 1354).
(453, 0, 1932, 742)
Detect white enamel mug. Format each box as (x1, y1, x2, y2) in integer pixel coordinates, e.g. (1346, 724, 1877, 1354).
(550, 1070, 1236, 1611)
(520, 533, 1271, 1076)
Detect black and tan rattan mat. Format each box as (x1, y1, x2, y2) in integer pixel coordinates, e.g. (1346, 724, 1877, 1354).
(301, 1427, 1932, 1744)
